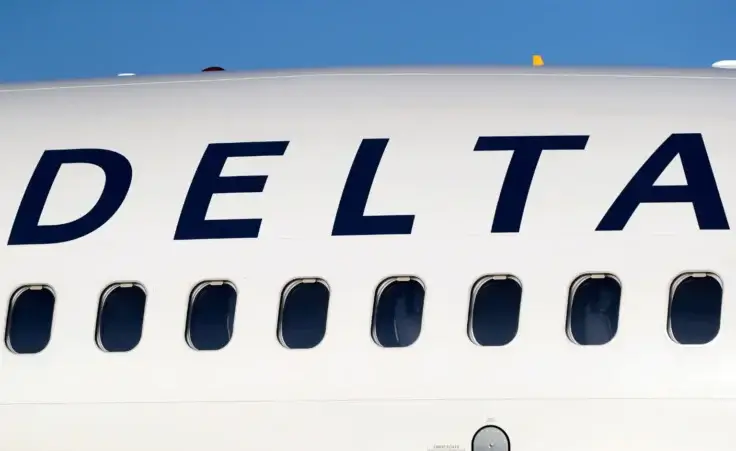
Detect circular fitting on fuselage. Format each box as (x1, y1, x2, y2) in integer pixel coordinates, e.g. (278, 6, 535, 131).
(472, 425, 510, 451)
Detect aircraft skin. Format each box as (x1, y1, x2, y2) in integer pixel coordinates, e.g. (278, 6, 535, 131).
(0, 65, 735, 451)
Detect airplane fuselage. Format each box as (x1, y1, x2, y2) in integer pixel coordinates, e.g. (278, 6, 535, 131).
(0, 66, 735, 451)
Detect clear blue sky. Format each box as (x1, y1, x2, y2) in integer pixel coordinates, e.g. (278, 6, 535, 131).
(1, 0, 734, 82)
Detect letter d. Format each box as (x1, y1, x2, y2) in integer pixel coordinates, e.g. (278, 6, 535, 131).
(8, 149, 132, 245)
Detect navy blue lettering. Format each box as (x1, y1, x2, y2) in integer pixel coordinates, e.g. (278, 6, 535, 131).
(597, 133, 728, 231)
(8, 149, 132, 245)
(174, 141, 288, 240)
(474, 135, 589, 233)
(332, 138, 414, 236)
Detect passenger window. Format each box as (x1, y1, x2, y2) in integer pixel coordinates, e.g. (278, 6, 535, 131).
(468, 275, 521, 346)
(278, 279, 330, 349)
(668, 273, 722, 345)
(5, 285, 55, 354)
(567, 274, 621, 345)
(372, 277, 425, 348)
(186, 281, 237, 351)
(96, 283, 146, 352)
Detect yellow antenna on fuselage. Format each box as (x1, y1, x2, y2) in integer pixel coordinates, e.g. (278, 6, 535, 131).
(532, 55, 544, 67)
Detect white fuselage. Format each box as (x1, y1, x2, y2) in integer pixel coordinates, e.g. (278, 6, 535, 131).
(0, 66, 735, 450)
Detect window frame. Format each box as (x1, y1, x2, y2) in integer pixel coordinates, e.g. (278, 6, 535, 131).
(95, 281, 147, 353)
(277, 277, 331, 350)
(467, 274, 523, 346)
(185, 279, 238, 351)
(4, 284, 56, 354)
(565, 273, 622, 346)
(370, 275, 426, 348)
(667, 271, 723, 345)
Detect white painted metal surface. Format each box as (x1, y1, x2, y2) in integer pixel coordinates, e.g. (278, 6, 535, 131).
(0, 66, 735, 450)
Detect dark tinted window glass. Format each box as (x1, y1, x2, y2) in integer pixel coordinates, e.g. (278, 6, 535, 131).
(279, 280, 329, 349)
(669, 274, 722, 345)
(372, 278, 425, 348)
(97, 284, 146, 352)
(469, 276, 521, 346)
(187, 282, 237, 351)
(568, 275, 621, 345)
(6, 286, 55, 354)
